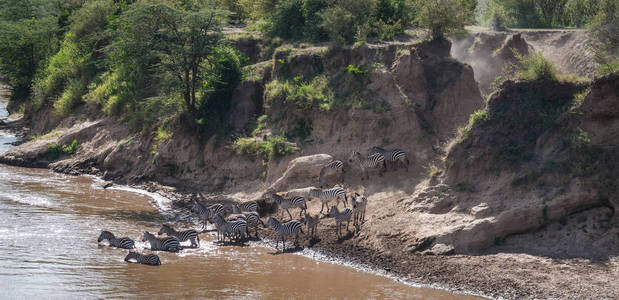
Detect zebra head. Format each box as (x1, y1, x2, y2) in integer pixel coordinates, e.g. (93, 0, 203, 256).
(265, 217, 278, 228)
(98, 230, 113, 242)
(158, 224, 172, 235)
(328, 205, 338, 217)
(348, 151, 362, 163)
(370, 146, 385, 154)
(142, 231, 153, 242)
(267, 193, 283, 204)
(308, 188, 320, 199)
(125, 251, 138, 261)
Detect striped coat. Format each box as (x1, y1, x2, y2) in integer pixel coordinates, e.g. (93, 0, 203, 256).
(370, 146, 409, 171)
(265, 217, 304, 251)
(142, 231, 181, 252)
(309, 187, 347, 214)
(328, 206, 353, 239)
(319, 160, 344, 188)
(268, 193, 308, 220)
(348, 151, 386, 180)
(158, 224, 200, 248)
(124, 252, 161, 266)
(97, 231, 135, 249)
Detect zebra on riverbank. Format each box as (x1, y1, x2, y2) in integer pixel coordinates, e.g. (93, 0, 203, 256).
(328, 206, 353, 239)
(267, 193, 307, 220)
(348, 151, 386, 180)
(370, 146, 409, 171)
(319, 160, 344, 188)
(309, 187, 347, 214)
(158, 224, 200, 248)
(351, 193, 367, 227)
(97, 231, 135, 249)
(302, 213, 321, 240)
(211, 214, 247, 243)
(227, 212, 264, 238)
(233, 201, 258, 213)
(265, 217, 304, 251)
(124, 252, 161, 266)
(142, 231, 180, 252)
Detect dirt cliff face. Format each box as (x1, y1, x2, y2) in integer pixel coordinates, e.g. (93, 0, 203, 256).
(404, 74, 618, 254)
(452, 29, 598, 95)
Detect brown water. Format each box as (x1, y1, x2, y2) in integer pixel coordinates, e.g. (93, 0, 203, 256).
(0, 99, 484, 299)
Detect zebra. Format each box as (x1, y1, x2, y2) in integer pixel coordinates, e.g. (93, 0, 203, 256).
(319, 160, 344, 188)
(190, 199, 214, 230)
(226, 212, 263, 238)
(302, 213, 321, 240)
(348, 151, 386, 180)
(142, 231, 181, 252)
(351, 193, 368, 227)
(211, 214, 247, 243)
(232, 201, 259, 213)
(267, 193, 307, 220)
(97, 231, 135, 249)
(328, 206, 353, 239)
(370, 146, 409, 171)
(265, 217, 304, 251)
(308, 187, 347, 214)
(191, 200, 230, 230)
(124, 252, 161, 266)
(158, 224, 200, 248)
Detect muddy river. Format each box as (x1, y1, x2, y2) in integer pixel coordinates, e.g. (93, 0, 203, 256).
(0, 96, 483, 299)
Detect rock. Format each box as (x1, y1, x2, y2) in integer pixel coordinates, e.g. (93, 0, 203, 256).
(423, 243, 455, 256)
(267, 154, 334, 193)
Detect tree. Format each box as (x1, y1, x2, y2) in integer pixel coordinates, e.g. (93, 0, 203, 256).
(590, 0, 618, 65)
(0, 0, 61, 102)
(120, 3, 226, 119)
(415, 0, 473, 40)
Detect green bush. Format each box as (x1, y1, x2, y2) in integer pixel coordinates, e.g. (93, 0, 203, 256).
(232, 135, 300, 161)
(458, 109, 490, 138)
(415, 0, 473, 40)
(597, 59, 619, 76)
(515, 51, 558, 81)
(265, 75, 331, 111)
(46, 139, 79, 160)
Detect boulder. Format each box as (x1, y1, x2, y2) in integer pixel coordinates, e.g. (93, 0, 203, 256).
(268, 154, 334, 193)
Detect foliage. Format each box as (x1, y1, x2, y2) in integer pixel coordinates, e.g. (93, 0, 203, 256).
(589, 0, 618, 65)
(265, 75, 331, 111)
(415, 0, 473, 40)
(232, 135, 299, 161)
(345, 64, 370, 76)
(46, 139, 79, 159)
(596, 58, 619, 76)
(0, 0, 63, 102)
(458, 109, 489, 139)
(481, 0, 612, 28)
(287, 118, 313, 141)
(514, 51, 558, 81)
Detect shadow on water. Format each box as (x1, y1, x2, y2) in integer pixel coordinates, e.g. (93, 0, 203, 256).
(268, 245, 304, 255)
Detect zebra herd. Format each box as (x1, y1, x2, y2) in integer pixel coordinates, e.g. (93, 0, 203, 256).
(96, 224, 200, 266)
(98, 146, 408, 261)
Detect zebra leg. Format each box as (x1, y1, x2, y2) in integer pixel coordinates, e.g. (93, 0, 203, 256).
(320, 202, 325, 214)
(286, 208, 293, 220)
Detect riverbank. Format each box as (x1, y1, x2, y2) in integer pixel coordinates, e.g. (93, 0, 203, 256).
(0, 123, 617, 299)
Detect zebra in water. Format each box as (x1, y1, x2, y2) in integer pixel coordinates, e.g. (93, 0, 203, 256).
(142, 231, 181, 252)
(348, 151, 386, 180)
(265, 217, 304, 251)
(309, 187, 347, 214)
(158, 224, 200, 248)
(97, 231, 135, 249)
(232, 201, 258, 213)
(211, 214, 247, 243)
(124, 252, 161, 266)
(267, 193, 307, 220)
(351, 193, 368, 227)
(190, 199, 213, 230)
(302, 213, 321, 240)
(328, 206, 353, 239)
(370, 146, 409, 171)
(191, 200, 230, 230)
(319, 160, 344, 188)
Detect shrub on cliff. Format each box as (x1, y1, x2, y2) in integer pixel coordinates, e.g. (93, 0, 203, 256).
(515, 51, 558, 81)
(414, 0, 473, 40)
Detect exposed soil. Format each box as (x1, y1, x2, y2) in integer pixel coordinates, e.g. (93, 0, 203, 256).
(1, 33, 617, 299)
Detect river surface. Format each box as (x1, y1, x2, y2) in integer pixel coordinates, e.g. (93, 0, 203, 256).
(0, 94, 483, 299)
